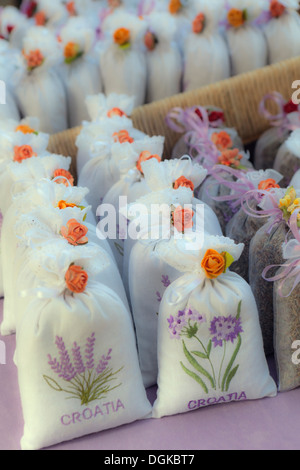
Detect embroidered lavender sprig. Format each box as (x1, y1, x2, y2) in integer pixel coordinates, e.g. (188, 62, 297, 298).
(85, 332, 96, 370)
(44, 334, 123, 405)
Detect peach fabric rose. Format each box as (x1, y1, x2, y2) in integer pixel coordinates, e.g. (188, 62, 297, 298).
(211, 131, 233, 151)
(270, 0, 285, 18)
(35, 10, 46, 26)
(61, 219, 88, 246)
(25, 49, 44, 70)
(258, 179, 280, 191)
(13, 145, 37, 163)
(107, 107, 127, 118)
(66, 1, 76, 16)
(57, 200, 77, 210)
(169, 0, 182, 15)
(193, 13, 205, 34)
(201, 249, 226, 279)
(227, 8, 245, 28)
(108, 0, 121, 9)
(136, 151, 161, 174)
(172, 206, 194, 233)
(144, 31, 157, 51)
(113, 27, 130, 46)
(173, 176, 195, 193)
(53, 169, 74, 187)
(218, 148, 242, 168)
(15, 124, 36, 134)
(112, 129, 134, 144)
(65, 264, 88, 293)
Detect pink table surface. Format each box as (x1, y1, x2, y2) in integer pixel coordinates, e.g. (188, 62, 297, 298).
(1, 297, 300, 451)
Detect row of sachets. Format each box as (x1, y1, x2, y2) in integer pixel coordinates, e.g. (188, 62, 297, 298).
(74, 93, 277, 426)
(165, 97, 300, 394)
(0, 115, 153, 450)
(0, 93, 279, 448)
(2, 0, 300, 132)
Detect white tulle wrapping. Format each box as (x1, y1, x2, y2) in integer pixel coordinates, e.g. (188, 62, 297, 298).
(150, 234, 277, 418)
(15, 243, 151, 450)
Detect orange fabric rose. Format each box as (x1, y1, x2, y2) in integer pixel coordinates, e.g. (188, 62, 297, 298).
(13, 145, 37, 163)
(169, 0, 182, 15)
(172, 206, 194, 233)
(64, 42, 82, 63)
(107, 107, 127, 118)
(193, 13, 205, 34)
(65, 264, 88, 293)
(53, 169, 74, 187)
(113, 27, 130, 46)
(15, 124, 36, 134)
(173, 176, 195, 193)
(136, 151, 161, 174)
(218, 148, 242, 168)
(112, 129, 134, 144)
(108, 0, 121, 9)
(61, 219, 88, 246)
(35, 10, 46, 26)
(57, 200, 77, 210)
(270, 0, 285, 18)
(201, 249, 226, 280)
(66, 1, 76, 16)
(24, 49, 44, 70)
(144, 31, 157, 50)
(211, 131, 233, 151)
(227, 8, 246, 28)
(258, 178, 280, 191)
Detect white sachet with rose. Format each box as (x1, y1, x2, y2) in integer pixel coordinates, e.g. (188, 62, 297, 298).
(99, 11, 147, 108)
(124, 170, 222, 388)
(0, 178, 95, 336)
(101, 135, 165, 273)
(262, 0, 300, 64)
(76, 92, 136, 175)
(12, 204, 130, 334)
(15, 26, 68, 134)
(57, 17, 103, 128)
(223, 0, 268, 76)
(151, 233, 277, 419)
(143, 11, 182, 103)
(15, 243, 151, 450)
(78, 120, 147, 216)
(183, 0, 230, 91)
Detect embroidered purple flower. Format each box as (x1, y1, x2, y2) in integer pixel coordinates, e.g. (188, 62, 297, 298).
(167, 307, 206, 339)
(156, 291, 162, 302)
(209, 315, 243, 348)
(161, 275, 171, 288)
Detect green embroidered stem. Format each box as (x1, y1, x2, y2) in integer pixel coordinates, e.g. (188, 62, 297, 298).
(180, 362, 208, 394)
(182, 340, 215, 389)
(218, 341, 227, 390)
(221, 335, 242, 392)
(194, 336, 216, 389)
